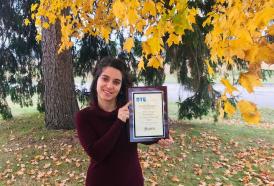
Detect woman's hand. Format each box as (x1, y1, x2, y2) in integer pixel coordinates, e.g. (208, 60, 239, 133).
(157, 135, 174, 147)
(118, 101, 131, 123)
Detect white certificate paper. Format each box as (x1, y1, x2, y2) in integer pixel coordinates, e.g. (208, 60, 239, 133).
(133, 92, 164, 137)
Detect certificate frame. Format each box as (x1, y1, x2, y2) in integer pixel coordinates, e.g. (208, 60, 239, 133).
(128, 86, 169, 143)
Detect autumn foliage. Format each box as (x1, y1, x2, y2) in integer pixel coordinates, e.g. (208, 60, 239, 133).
(28, 0, 196, 68)
(26, 0, 274, 124)
(204, 0, 274, 123)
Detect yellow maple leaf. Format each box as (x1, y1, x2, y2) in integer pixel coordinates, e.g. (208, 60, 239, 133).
(188, 8, 197, 25)
(24, 18, 31, 26)
(142, 42, 151, 57)
(167, 33, 181, 47)
(156, 2, 164, 13)
(237, 29, 253, 45)
(144, 0, 156, 16)
(202, 16, 212, 28)
(147, 35, 163, 55)
(257, 45, 274, 65)
(123, 37, 134, 53)
(229, 41, 246, 59)
(163, 21, 174, 33)
(42, 22, 50, 29)
(237, 100, 260, 124)
(224, 100, 236, 117)
(112, 0, 126, 19)
(71, 5, 77, 16)
(47, 13, 56, 24)
(238, 100, 256, 114)
(176, 1, 187, 11)
(241, 112, 260, 124)
(220, 78, 238, 94)
(136, 19, 146, 32)
(137, 59, 145, 72)
(244, 45, 259, 64)
(145, 26, 156, 37)
(100, 26, 111, 41)
(142, 0, 156, 17)
(147, 55, 163, 69)
(60, 41, 73, 52)
(35, 34, 42, 42)
(128, 9, 138, 25)
(169, 0, 175, 6)
(239, 72, 261, 93)
(252, 7, 274, 30)
(31, 3, 38, 12)
(129, 0, 139, 8)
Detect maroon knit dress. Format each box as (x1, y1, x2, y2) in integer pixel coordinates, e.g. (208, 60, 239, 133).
(75, 102, 144, 186)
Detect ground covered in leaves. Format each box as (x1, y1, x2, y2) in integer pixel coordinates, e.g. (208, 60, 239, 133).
(0, 114, 273, 186)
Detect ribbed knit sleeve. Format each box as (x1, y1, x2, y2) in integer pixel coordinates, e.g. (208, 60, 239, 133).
(76, 110, 125, 163)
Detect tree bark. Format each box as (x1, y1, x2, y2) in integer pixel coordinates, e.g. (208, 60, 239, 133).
(41, 21, 79, 129)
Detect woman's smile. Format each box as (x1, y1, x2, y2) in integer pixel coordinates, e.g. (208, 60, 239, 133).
(102, 89, 113, 96)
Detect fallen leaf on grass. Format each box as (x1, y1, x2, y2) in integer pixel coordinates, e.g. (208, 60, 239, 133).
(36, 171, 45, 179)
(171, 175, 180, 182)
(43, 163, 51, 169)
(34, 155, 45, 161)
(212, 162, 223, 169)
(75, 162, 81, 167)
(55, 161, 62, 166)
(194, 167, 202, 176)
(241, 174, 251, 184)
(141, 161, 149, 169)
(214, 182, 223, 186)
(198, 181, 206, 186)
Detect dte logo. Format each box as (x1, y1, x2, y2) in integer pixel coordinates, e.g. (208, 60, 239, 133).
(136, 97, 146, 102)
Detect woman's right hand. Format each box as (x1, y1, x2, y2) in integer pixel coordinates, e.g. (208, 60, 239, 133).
(118, 101, 131, 123)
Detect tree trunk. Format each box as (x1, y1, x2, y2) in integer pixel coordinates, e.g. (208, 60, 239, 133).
(41, 21, 79, 129)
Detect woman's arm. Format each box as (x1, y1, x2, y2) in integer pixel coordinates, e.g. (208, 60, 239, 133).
(76, 110, 124, 163)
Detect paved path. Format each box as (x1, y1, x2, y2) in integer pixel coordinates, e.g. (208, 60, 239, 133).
(164, 83, 274, 109)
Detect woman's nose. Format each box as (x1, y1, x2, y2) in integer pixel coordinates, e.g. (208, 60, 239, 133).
(106, 82, 113, 89)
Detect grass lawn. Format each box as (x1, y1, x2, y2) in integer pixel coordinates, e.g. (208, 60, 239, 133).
(0, 102, 273, 186)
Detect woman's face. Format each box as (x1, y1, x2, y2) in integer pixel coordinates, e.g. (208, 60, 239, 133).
(96, 66, 122, 104)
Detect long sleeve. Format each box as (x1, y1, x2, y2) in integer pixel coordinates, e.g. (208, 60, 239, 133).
(76, 110, 124, 163)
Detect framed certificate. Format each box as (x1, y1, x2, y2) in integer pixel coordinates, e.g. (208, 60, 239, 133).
(128, 86, 169, 143)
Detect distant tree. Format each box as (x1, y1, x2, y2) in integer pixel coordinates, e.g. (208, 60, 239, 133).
(0, 0, 43, 119)
(165, 0, 219, 120)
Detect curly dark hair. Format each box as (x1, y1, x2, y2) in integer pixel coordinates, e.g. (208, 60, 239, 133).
(90, 56, 132, 107)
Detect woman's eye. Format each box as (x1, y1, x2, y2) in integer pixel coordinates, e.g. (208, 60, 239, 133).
(113, 81, 121, 85)
(101, 77, 108, 81)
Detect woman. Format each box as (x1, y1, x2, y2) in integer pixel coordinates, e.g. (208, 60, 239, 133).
(76, 57, 173, 186)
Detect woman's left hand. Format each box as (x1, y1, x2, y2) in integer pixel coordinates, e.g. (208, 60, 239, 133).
(157, 135, 174, 147)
